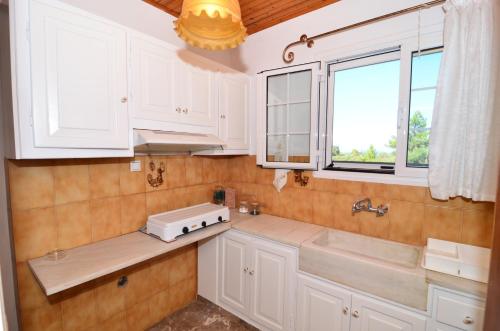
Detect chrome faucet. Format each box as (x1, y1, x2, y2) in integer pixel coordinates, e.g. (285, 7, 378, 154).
(352, 198, 389, 217)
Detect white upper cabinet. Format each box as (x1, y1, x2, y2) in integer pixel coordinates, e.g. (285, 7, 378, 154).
(218, 73, 249, 150)
(129, 36, 178, 124)
(6, 0, 132, 158)
(129, 35, 217, 133)
(30, 0, 129, 149)
(258, 62, 320, 170)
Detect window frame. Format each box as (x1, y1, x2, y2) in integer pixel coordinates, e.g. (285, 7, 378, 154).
(260, 62, 321, 170)
(325, 50, 401, 173)
(316, 32, 443, 185)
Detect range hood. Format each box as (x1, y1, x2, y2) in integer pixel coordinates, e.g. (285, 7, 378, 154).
(133, 129, 225, 154)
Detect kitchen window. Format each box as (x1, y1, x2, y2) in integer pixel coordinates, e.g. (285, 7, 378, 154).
(323, 46, 443, 177)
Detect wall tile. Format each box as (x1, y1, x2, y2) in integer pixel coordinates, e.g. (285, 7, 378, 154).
(185, 157, 204, 186)
(146, 190, 170, 216)
(254, 166, 275, 186)
(56, 201, 92, 250)
(60, 286, 97, 331)
(126, 299, 152, 331)
(168, 277, 196, 313)
(202, 157, 223, 184)
(461, 208, 494, 247)
(334, 180, 364, 196)
(424, 189, 464, 208)
(8, 161, 54, 210)
(90, 197, 121, 242)
(119, 157, 146, 195)
(169, 245, 196, 286)
(94, 275, 126, 323)
(388, 200, 425, 245)
(312, 191, 336, 227)
(330, 194, 360, 233)
(17, 262, 51, 311)
(21, 303, 62, 331)
(166, 156, 187, 189)
(311, 177, 336, 193)
(422, 205, 463, 242)
(53, 163, 89, 205)
(12, 207, 57, 261)
(149, 254, 172, 292)
(279, 188, 313, 222)
(99, 311, 127, 331)
(358, 198, 389, 239)
(124, 264, 154, 308)
(89, 162, 120, 199)
(120, 193, 147, 234)
(149, 289, 172, 325)
(145, 156, 168, 192)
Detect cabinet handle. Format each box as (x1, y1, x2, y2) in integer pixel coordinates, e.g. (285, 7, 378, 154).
(120, 97, 128, 103)
(243, 267, 248, 273)
(352, 310, 359, 318)
(342, 306, 349, 315)
(463, 316, 474, 325)
(249, 270, 254, 275)
(182, 108, 188, 114)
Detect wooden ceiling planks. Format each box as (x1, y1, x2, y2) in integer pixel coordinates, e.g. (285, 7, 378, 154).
(144, 0, 340, 35)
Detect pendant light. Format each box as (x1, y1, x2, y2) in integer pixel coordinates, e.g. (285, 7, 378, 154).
(174, 0, 247, 51)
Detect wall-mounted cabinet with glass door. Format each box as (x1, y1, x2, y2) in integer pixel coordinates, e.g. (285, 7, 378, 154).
(259, 62, 320, 169)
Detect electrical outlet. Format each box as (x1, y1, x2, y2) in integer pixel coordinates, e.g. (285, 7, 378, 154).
(130, 160, 141, 172)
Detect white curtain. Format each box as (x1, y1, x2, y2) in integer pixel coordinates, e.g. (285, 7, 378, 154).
(428, 0, 500, 202)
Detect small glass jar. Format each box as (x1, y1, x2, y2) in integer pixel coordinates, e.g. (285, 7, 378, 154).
(213, 186, 225, 205)
(250, 202, 260, 215)
(239, 200, 249, 214)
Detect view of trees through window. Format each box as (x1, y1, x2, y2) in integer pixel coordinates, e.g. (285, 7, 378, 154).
(330, 49, 442, 167)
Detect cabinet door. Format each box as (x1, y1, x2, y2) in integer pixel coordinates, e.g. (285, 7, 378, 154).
(249, 239, 296, 331)
(297, 274, 351, 331)
(351, 294, 426, 331)
(182, 63, 217, 127)
(219, 231, 250, 316)
(219, 74, 249, 150)
(30, 0, 129, 149)
(130, 36, 180, 123)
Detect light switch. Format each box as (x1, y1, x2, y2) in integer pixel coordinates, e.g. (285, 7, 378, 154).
(130, 160, 141, 172)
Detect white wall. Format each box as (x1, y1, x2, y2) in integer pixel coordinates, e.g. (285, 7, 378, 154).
(232, 0, 445, 74)
(60, 0, 240, 69)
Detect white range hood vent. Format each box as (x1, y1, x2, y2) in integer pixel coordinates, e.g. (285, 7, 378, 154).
(133, 129, 225, 154)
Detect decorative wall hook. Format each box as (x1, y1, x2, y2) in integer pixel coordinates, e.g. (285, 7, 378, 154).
(294, 170, 309, 187)
(147, 160, 165, 188)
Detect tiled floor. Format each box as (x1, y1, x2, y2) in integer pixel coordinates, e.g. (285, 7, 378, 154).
(150, 296, 259, 331)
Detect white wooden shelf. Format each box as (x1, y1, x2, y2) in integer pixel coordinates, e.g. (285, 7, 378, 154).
(28, 222, 231, 295)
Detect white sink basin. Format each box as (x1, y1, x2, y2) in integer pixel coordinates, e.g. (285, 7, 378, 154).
(300, 229, 428, 310)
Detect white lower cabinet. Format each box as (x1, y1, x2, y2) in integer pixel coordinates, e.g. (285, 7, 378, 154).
(199, 231, 486, 331)
(351, 294, 427, 331)
(297, 274, 351, 331)
(218, 230, 296, 331)
(297, 274, 426, 331)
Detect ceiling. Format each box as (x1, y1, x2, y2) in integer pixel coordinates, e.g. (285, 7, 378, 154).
(144, 0, 340, 35)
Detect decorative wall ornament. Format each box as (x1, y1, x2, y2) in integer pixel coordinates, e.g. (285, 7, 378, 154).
(147, 160, 165, 188)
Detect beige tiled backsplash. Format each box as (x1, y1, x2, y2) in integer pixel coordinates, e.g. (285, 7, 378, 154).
(7, 155, 495, 331)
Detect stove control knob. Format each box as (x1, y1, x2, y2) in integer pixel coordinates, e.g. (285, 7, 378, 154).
(182, 227, 189, 234)
(202, 221, 207, 227)
(218, 216, 223, 222)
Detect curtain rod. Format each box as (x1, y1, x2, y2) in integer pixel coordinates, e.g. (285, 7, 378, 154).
(282, 0, 446, 64)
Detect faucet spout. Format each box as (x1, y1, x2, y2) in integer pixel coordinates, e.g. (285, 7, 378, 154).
(352, 198, 389, 216)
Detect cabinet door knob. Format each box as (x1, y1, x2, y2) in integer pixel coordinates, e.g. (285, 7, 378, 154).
(463, 316, 474, 325)
(120, 97, 128, 103)
(182, 108, 188, 114)
(352, 310, 359, 318)
(249, 270, 254, 275)
(243, 267, 248, 273)
(220, 114, 226, 119)
(342, 306, 349, 315)
(176, 107, 182, 113)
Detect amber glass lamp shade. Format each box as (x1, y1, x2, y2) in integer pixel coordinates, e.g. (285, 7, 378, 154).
(174, 0, 247, 50)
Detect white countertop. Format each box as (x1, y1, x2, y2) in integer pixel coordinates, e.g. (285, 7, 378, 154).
(29, 222, 230, 295)
(29, 209, 487, 299)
